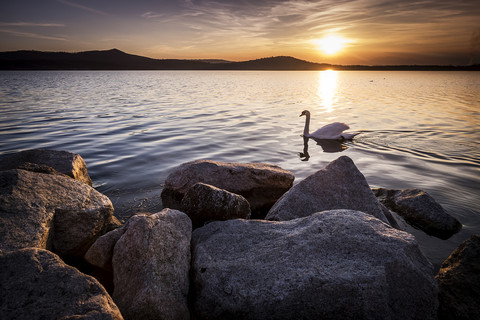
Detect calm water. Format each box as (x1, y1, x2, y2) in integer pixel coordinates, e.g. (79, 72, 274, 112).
(1, 70, 479, 270)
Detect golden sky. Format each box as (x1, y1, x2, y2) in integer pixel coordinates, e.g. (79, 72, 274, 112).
(1, 0, 479, 65)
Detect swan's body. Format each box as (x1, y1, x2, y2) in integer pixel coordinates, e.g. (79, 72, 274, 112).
(300, 110, 359, 140)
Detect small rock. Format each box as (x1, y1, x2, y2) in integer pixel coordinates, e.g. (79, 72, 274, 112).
(265, 156, 389, 223)
(112, 209, 191, 320)
(191, 210, 438, 320)
(373, 188, 462, 239)
(0, 149, 92, 186)
(85, 224, 127, 272)
(161, 159, 294, 218)
(0, 169, 115, 257)
(181, 182, 251, 228)
(436, 234, 480, 320)
(0, 248, 123, 319)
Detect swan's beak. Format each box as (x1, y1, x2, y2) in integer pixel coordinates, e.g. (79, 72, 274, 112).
(299, 112, 304, 117)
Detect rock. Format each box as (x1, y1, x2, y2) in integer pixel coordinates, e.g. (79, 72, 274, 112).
(112, 209, 191, 320)
(191, 210, 438, 320)
(436, 234, 480, 320)
(161, 159, 294, 218)
(265, 156, 389, 223)
(0, 248, 123, 319)
(373, 188, 462, 239)
(0, 169, 115, 257)
(0, 149, 92, 186)
(180, 182, 251, 228)
(85, 224, 127, 272)
(380, 202, 408, 231)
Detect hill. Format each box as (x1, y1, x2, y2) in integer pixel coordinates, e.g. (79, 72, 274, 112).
(0, 49, 478, 70)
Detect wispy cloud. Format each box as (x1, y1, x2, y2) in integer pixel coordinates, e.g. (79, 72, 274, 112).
(0, 22, 65, 27)
(56, 0, 110, 16)
(0, 29, 66, 41)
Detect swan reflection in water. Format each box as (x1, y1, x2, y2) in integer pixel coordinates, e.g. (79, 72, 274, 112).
(299, 136, 348, 161)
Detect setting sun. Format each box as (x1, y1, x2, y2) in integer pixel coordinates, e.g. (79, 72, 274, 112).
(314, 36, 350, 55)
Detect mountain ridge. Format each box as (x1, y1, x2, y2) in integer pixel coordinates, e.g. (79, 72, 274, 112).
(0, 48, 478, 71)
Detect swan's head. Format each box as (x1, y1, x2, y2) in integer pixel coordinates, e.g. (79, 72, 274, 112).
(300, 110, 310, 117)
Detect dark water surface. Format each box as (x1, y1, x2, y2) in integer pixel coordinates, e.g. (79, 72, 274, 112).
(1, 70, 479, 270)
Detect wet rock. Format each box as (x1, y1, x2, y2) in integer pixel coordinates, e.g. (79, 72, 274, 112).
(161, 159, 294, 218)
(0, 149, 92, 186)
(180, 182, 251, 228)
(436, 234, 480, 320)
(112, 209, 191, 320)
(191, 210, 438, 320)
(0, 248, 123, 319)
(0, 169, 116, 257)
(265, 156, 389, 223)
(373, 188, 462, 239)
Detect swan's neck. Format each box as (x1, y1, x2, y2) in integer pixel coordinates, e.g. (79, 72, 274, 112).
(303, 113, 310, 136)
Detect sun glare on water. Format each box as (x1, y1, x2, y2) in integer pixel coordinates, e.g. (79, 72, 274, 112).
(314, 35, 350, 55)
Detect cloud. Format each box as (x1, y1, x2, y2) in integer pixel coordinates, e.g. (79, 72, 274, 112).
(0, 29, 66, 41)
(0, 22, 65, 27)
(56, 0, 110, 16)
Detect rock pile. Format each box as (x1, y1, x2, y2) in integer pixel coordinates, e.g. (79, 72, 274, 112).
(161, 159, 294, 218)
(1, 149, 472, 320)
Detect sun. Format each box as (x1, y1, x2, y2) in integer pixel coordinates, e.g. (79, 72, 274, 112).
(314, 35, 350, 55)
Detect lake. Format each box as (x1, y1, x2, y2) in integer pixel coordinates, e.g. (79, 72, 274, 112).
(1, 70, 479, 270)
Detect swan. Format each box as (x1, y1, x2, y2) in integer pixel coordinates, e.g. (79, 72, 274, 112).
(300, 110, 359, 140)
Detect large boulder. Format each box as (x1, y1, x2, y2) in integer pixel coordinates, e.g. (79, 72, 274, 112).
(161, 160, 294, 218)
(265, 156, 389, 223)
(112, 209, 191, 320)
(0, 248, 123, 319)
(373, 188, 462, 239)
(191, 210, 438, 320)
(0, 169, 117, 256)
(436, 234, 480, 320)
(0, 149, 92, 186)
(181, 182, 251, 228)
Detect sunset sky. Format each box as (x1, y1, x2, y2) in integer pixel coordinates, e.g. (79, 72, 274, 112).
(1, 0, 479, 65)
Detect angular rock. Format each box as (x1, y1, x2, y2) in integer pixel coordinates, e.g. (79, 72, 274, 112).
(191, 210, 438, 320)
(265, 156, 388, 223)
(181, 182, 251, 228)
(380, 202, 408, 231)
(373, 188, 462, 239)
(436, 234, 480, 320)
(0, 149, 92, 186)
(161, 159, 294, 218)
(0, 169, 115, 257)
(0, 248, 123, 319)
(112, 209, 191, 320)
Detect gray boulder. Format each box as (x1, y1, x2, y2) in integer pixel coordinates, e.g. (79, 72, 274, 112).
(112, 209, 191, 320)
(373, 188, 462, 239)
(181, 182, 251, 228)
(0, 149, 92, 186)
(161, 160, 294, 218)
(265, 156, 389, 223)
(191, 210, 438, 320)
(436, 234, 480, 320)
(0, 169, 117, 257)
(0, 248, 123, 320)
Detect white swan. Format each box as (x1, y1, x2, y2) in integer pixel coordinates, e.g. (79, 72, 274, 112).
(300, 110, 359, 140)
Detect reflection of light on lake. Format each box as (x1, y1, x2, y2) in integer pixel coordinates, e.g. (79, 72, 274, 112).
(318, 70, 338, 112)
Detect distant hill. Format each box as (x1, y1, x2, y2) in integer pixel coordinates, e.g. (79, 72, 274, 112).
(0, 49, 478, 70)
